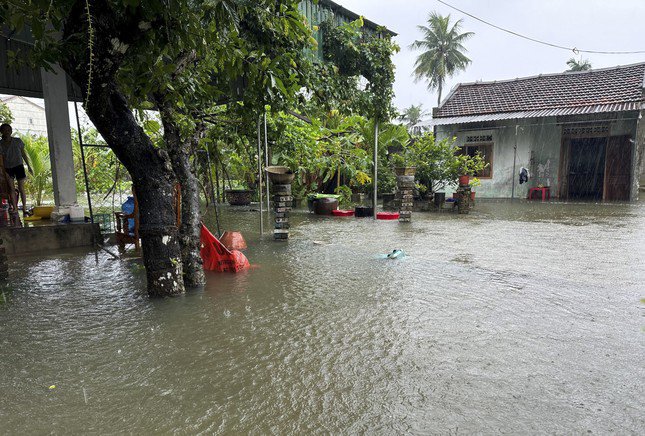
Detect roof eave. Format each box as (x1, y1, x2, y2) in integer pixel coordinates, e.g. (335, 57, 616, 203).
(317, 0, 397, 37)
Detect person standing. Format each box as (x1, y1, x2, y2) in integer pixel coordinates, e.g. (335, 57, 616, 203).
(0, 123, 33, 215)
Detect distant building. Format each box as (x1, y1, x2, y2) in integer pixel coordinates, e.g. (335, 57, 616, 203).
(298, 0, 396, 61)
(1, 95, 48, 137)
(423, 63, 645, 201)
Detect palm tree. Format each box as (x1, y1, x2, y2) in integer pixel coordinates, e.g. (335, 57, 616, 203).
(399, 104, 430, 135)
(21, 135, 51, 206)
(411, 12, 474, 106)
(566, 57, 592, 72)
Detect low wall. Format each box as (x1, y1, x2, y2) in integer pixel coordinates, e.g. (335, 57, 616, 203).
(0, 223, 101, 255)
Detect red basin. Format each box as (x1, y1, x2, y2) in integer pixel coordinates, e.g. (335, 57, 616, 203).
(376, 212, 399, 220)
(331, 209, 355, 217)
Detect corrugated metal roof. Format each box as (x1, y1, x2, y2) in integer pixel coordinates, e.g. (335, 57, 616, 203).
(419, 102, 644, 127)
(316, 0, 397, 36)
(0, 36, 83, 101)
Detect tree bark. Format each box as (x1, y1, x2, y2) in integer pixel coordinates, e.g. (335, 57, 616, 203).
(156, 98, 206, 288)
(86, 86, 185, 296)
(61, 0, 185, 296)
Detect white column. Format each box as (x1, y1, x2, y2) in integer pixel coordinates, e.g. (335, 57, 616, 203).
(41, 64, 77, 209)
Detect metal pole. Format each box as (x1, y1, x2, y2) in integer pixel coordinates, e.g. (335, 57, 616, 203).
(204, 148, 221, 236)
(204, 148, 216, 206)
(373, 120, 379, 219)
(257, 116, 263, 235)
(511, 124, 518, 200)
(74, 102, 94, 223)
(264, 111, 270, 213)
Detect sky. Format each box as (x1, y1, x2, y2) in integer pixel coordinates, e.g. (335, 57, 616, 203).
(4, 1, 644, 128)
(336, 0, 645, 117)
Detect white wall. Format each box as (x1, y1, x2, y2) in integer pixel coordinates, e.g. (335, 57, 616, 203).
(2, 96, 48, 137)
(437, 113, 640, 199)
(1, 94, 93, 138)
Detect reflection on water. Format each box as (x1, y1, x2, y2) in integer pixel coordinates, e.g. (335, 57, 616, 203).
(1, 200, 644, 434)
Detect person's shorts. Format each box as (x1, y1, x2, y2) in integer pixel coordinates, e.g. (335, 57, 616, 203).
(6, 165, 26, 180)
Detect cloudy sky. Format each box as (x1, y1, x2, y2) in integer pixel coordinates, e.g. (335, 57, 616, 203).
(337, 0, 645, 117)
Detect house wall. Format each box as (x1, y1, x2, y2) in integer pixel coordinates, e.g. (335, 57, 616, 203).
(2, 96, 48, 137)
(436, 112, 639, 199)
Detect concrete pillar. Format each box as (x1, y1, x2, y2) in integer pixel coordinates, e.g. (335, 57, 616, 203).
(41, 64, 77, 210)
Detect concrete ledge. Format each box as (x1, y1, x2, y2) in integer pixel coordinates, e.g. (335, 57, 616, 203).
(0, 223, 101, 255)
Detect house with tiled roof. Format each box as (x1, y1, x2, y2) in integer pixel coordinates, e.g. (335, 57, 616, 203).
(422, 62, 645, 201)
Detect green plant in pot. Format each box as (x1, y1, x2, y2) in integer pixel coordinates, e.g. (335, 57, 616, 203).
(468, 177, 481, 203)
(334, 185, 354, 209)
(402, 133, 460, 199)
(349, 170, 371, 204)
(457, 152, 487, 186)
(391, 152, 416, 176)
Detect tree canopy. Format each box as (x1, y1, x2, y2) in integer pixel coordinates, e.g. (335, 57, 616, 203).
(314, 17, 398, 121)
(410, 12, 473, 106)
(0, 102, 13, 125)
(398, 104, 429, 135)
(566, 57, 592, 72)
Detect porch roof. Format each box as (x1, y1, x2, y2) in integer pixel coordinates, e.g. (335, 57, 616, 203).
(431, 62, 645, 123)
(421, 102, 644, 127)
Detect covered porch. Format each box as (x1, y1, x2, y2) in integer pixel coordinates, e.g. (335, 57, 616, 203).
(1, 29, 98, 253)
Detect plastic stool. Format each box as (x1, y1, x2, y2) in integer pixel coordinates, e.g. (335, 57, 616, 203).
(528, 187, 550, 201)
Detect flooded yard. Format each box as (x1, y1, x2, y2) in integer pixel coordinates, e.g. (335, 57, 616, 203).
(1, 200, 644, 434)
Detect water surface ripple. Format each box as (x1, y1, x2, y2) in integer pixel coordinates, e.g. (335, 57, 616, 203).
(1, 200, 643, 434)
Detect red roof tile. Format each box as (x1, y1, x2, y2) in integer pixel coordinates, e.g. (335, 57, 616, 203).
(434, 62, 645, 118)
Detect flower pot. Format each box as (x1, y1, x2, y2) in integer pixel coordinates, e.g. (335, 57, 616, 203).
(265, 166, 295, 184)
(381, 193, 396, 211)
(313, 197, 338, 215)
(395, 166, 416, 176)
(354, 205, 373, 217)
(225, 189, 253, 206)
(470, 191, 476, 202)
(219, 231, 247, 251)
(433, 192, 446, 207)
(458, 175, 470, 186)
(351, 193, 365, 204)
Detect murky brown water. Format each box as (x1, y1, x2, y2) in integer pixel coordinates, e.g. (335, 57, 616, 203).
(1, 200, 644, 434)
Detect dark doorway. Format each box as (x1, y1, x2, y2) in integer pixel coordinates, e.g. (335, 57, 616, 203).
(568, 137, 606, 200)
(604, 135, 632, 201)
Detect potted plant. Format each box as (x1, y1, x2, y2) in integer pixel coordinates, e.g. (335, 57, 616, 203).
(456, 152, 488, 186)
(469, 177, 481, 202)
(349, 170, 371, 204)
(225, 187, 254, 206)
(391, 153, 416, 176)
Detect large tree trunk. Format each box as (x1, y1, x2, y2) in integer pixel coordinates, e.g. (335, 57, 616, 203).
(87, 87, 185, 296)
(61, 0, 185, 296)
(156, 99, 205, 288)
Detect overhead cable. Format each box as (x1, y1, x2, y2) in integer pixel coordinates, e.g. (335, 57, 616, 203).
(436, 0, 645, 55)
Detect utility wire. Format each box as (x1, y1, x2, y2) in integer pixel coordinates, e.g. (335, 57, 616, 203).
(436, 0, 645, 55)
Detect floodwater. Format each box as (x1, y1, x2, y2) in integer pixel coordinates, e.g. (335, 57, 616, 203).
(1, 200, 644, 434)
